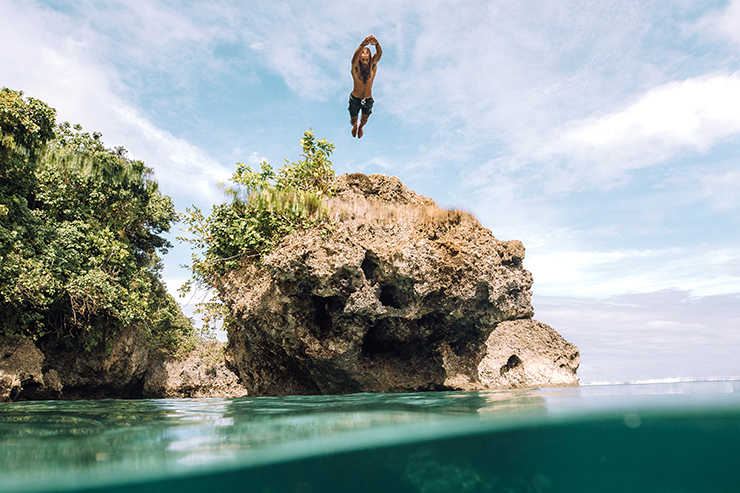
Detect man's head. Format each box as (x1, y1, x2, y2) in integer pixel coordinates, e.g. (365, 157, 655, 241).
(359, 47, 372, 83)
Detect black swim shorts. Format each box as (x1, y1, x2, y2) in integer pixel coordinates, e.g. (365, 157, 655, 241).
(348, 93, 374, 117)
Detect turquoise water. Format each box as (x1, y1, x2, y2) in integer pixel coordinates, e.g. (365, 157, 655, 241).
(2, 380, 740, 492)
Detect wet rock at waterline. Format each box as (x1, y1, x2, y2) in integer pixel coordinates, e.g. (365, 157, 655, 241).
(0, 337, 45, 401)
(0, 332, 247, 402)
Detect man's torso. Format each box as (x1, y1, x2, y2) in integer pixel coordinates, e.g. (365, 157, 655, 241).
(351, 63, 376, 99)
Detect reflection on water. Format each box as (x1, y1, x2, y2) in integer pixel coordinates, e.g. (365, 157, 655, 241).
(1, 381, 739, 493)
(0, 391, 547, 485)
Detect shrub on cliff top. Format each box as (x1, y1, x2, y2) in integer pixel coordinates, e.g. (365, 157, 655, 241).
(0, 88, 194, 354)
(178, 129, 335, 327)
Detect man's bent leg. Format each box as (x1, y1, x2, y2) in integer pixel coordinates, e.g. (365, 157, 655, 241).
(357, 113, 370, 139)
(349, 93, 361, 137)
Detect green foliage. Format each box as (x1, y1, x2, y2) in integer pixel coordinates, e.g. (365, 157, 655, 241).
(179, 129, 335, 329)
(146, 283, 199, 359)
(0, 87, 194, 354)
(0, 88, 56, 198)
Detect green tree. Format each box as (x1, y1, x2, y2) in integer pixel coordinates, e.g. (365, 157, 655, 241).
(179, 129, 335, 329)
(0, 88, 56, 197)
(0, 88, 194, 354)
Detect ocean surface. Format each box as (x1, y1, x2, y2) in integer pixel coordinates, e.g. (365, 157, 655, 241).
(1, 379, 739, 493)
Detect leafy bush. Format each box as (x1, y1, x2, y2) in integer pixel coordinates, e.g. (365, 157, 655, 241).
(179, 129, 335, 327)
(0, 88, 194, 354)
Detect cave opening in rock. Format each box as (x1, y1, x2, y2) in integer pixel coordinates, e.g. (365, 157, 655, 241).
(311, 295, 345, 337)
(360, 250, 380, 283)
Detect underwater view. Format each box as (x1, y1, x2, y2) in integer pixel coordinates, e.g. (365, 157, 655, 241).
(2, 379, 739, 493)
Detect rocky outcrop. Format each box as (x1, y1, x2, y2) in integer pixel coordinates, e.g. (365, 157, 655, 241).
(221, 173, 579, 395)
(143, 342, 248, 398)
(0, 331, 248, 402)
(478, 320, 580, 389)
(35, 326, 152, 400)
(1, 173, 580, 401)
(0, 337, 45, 401)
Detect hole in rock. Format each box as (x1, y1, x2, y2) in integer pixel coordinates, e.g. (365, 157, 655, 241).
(500, 354, 523, 376)
(361, 250, 380, 283)
(379, 284, 405, 309)
(311, 295, 344, 336)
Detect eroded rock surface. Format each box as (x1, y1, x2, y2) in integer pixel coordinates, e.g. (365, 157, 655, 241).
(24, 326, 153, 400)
(478, 320, 581, 389)
(0, 337, 45, 401)
(143, 342, 248, 398)
(221, 173, 579, 395)
(0, 331, 247, 401)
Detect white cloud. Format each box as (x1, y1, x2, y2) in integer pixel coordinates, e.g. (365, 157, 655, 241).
(356, 2, 740, 195)
(11, 1, 733, 196)
(520, 73, 740, 190)
(698, 170, 740, 212)
(525, 246, 740, 298)
(378, 1, 662, 149)
(111, 105, 230, 206)
(696, 0, 740, 48)
(467, 72, 740, 204)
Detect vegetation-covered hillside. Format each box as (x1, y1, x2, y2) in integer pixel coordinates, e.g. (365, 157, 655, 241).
(0, 88, 193, 354)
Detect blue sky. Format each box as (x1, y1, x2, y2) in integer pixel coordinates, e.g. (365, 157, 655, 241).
(2, 0, 739, 384)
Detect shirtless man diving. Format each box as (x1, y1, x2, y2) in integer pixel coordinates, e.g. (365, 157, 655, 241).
(349, 35, 382, 138)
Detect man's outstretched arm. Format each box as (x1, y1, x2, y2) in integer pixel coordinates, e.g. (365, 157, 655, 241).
(366, 35, 382, 63)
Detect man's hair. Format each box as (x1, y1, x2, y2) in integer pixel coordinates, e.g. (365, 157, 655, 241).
(359, 47, 372, 84)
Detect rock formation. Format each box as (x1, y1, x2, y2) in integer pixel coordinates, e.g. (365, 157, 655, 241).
(143, 342, 247, 399)
(0, 331, 247, 402)
(478, 320, 581, 388)
(221, 173, 579, 395)
(1, 173, 580, 401)
(0, 337, 45, 401)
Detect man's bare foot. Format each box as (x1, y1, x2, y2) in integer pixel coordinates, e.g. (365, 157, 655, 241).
(352, 125, 358, 137)
(358, 126, 364, 138)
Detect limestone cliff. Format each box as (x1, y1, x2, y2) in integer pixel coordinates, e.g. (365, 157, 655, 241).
(221, 173, 580, 395)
